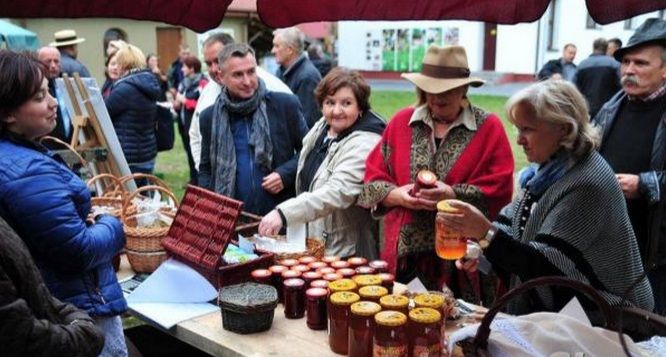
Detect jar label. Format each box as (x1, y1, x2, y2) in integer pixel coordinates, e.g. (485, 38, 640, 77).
(412, 343, 441, 357)
(373, 344, 407, 357)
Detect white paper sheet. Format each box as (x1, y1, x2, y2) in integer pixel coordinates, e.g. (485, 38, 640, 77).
(126, 259, 220, 329)
(286, 222, 306, 251)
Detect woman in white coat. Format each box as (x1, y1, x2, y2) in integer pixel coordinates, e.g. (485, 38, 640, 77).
(259, 67, 385, 259)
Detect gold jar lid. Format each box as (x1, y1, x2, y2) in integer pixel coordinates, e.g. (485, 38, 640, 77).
(414, 293, 444, 309)
(328, 279, 357, 293)
(436, 199, 459, 213)
(350, 301, 382, 316)
(358, 285, 389, 299)
(409, 307, 442, 324)
(374, 311, 407, 326)
(379, 294, 409, 308)
(330, 291, 360, 306)
(352, 274, 382, 287)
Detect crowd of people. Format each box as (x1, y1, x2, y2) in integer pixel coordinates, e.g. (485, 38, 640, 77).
(0, 16, 665, 356)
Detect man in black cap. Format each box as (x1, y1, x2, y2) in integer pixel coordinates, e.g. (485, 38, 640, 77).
(594, 18, 666, 314)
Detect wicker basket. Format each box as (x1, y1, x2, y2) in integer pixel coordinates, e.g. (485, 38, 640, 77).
(256, 237, 325, 263)
(126, 249, 168, 273)
(119, 173, 170, 192)
(122, 185, 178, 272)
(218, 282, 278, 334)
(88, 173, 126, 217)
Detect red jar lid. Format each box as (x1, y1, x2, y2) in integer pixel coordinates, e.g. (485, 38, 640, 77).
(283, 278, 305, 287)
(299, 256, 317, 265)
(269, 265, 288, 274)
(280, 259, 299, 267)
(323, 273, 343, 282)
(378, 273, 395, 282)
(369, 260, 389, 270)
(251, 269, 271, 278)
(322, 255, 340, 264)
(306, 287, 328, 298)
(302, 271, 322, 280)
(337, 268, 356, 278)
(347, 257, 368, 267)
(355, 266, 376, 275)
(292, 264, 311, 273)
(309, 261, 328, 270)
(317, 267, 336, 275)
(282, 270, 302, 279)
(310, 279, 329, 289)
(330, 260, 350, 269)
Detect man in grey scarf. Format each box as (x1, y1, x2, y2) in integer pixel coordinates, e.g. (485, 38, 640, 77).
(198, 43, 309, 215)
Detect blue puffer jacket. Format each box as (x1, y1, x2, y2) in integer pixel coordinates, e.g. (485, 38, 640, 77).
(0, 134, 127, 317)
(105, 69, 161, 164)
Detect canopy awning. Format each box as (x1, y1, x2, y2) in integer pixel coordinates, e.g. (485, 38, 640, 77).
(0, 20, 39, 50)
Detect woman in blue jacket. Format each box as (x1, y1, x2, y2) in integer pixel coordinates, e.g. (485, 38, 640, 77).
(0, 51, 128, 356)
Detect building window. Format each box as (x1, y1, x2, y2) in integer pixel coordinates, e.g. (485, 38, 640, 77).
(586, 14, 599, 29)
(103, 28, 128, 56)
(546, 0, 558, 51)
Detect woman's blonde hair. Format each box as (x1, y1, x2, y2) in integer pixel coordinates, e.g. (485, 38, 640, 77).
(114, 44, 146, 73)
(506, 79, 599, 161)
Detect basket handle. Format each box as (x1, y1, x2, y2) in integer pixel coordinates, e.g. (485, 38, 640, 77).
(39, 135, 88, 166)
(121, 185, 179, 222)
(87, 173, 124, 198)
(473, 276, 616, 352)
(119, 173, 170, 191)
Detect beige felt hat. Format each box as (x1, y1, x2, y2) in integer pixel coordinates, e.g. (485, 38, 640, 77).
(401, 45, 484, 94)
(49, 29, 86, 47)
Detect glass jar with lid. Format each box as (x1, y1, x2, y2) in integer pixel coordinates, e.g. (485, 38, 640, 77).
(413, 293, 444, 311)
(358, 285, 389, 303)
(379, 294, 410, 315)
(352, 274, 382, 289)
(329, 279, 358, 294)
(306, 287, 328, 330)
(408, 307, 442, 357)
(373, 311, 408, 357)
(283, 278, 306, 319)
(328, 291, 360, 355)
(348, 301, 381, 357)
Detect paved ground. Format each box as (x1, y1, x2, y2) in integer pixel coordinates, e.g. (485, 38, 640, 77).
(368, 79, 531, 97)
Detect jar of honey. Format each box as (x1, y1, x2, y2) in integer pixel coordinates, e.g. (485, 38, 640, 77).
(413, 293, 444, 311)
(379, 294, 410, 315)
(328, 279, 358, 294)
(411, 169, 437, 196)
(435, 200, 466, 260)
(310, 279, 329, 290)
(373, 311, 408, 357)
(306, 287, 328, 330)
(292, 264, 311, 274)
(280, 258, 299, 268)
(317, 267, 336, 275)
(283, 278, 306, 319)
(377, 273, 395, 292)
(268, 265, 288, 301)
(328, 291, 360, 355)
(323, 273, 343, 282)
(337, 268, 356, 279)
(250, 269, 272, 285)
(353, 274, 382, 289)
(358, 285, 389, 303)
(302, 271, 322, 288)
(309, 261, 328, 270)
(369, 260, 389, 273)
(282, 269, 302, 280)
(355, 266, 376, 275)
(331, 260, 351, 270)
(347, 257, 368, 268)
(348, 301, 382, 357)
(299, 256, 317, 265)
(408, 308, 442, 357)
(322, 255, 341, 264)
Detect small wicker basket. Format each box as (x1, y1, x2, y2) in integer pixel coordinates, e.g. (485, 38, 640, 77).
(218, 282, 278, 334)
(126, 249, 168, 273)
(88, 173, 126, 217)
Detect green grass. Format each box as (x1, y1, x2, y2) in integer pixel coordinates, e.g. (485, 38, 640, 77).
(154, 91, 527, 201)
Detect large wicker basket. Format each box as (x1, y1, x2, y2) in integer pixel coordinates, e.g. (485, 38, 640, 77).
(122, 185, 178, 273)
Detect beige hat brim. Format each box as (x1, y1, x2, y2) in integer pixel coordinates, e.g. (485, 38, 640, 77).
(401, 72, 485, 94)
(49, 38, 85, 47)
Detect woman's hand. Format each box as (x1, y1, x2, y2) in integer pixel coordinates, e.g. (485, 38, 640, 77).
(258, 210, 283, 237)
(415, 181, 455, 209)
(382, 184, 431, 211)
(437, 199, 491, 239)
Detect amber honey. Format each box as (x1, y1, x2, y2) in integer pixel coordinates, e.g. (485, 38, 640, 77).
(435, 200, 466, 260)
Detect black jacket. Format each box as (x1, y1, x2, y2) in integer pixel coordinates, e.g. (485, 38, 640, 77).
(277, 55, 322, 128)
(0, 216, 104, 357)
(574, 54, 621, 117)
(594, 91, 666, 269)
(537, 58, 576, 81)
(105, 69, 161, 164)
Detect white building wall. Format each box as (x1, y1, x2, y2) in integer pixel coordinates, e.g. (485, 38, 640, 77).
(495, 22, 539, 74)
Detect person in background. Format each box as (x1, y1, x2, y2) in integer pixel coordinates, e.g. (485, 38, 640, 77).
(307, 41, 333, 78)
(37, 46, 72, 150)
(594, 18, 666, 314)
(537, 43, 577, 81)
(442, 80, 653, 318)
(105, 44, 161, 184)
(0, 216, 105, 357)
(273, 27, 322, 128)
(189, 33, 292, 172)
(0, 50, 127, 356)
(358, 45, 514, 305)
(198, 43, 308, 215)
(174, 54, 208, 185)
(259, 68, 385, 259)
(101, 40, 127, 98)
(167, 44, 190, 98)
(49, 29, 90, 77)
(573, 38, 621, 118)
(147, 53, 168, 97)
(607, 37, 623, 57)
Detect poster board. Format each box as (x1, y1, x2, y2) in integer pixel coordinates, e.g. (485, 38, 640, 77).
(55, 77, 136, 192)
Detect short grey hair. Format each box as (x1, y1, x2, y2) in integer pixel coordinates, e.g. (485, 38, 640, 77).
(506, 80, 599, 162)
(217, 43, 255, 70)
(273, 27, 305, 53)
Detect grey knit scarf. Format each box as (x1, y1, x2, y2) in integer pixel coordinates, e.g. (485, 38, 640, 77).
(210, 79, 272, 197)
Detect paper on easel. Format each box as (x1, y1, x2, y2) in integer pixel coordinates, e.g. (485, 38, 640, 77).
(127, 259, 219, 329)
(286, 222, 306, 251)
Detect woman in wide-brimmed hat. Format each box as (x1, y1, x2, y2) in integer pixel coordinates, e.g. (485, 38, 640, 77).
(358, 45, 514, 305)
